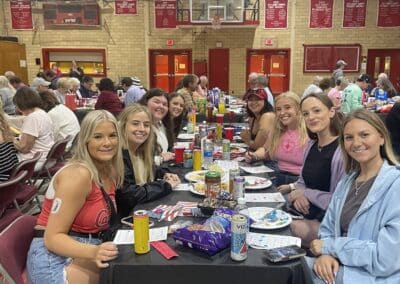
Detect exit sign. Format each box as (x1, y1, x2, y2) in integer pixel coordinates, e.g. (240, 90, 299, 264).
(166, 39, 174, 46)
(264, 39, 274, 46)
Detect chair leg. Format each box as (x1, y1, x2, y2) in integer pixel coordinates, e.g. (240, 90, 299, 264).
(35, 196, 42, 210)
(13, 200, 22, 211)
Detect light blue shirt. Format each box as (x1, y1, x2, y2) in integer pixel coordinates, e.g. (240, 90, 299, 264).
(124, 85, 145, 106)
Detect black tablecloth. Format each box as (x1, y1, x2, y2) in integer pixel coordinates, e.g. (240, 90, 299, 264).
(100, 167, 310, 284)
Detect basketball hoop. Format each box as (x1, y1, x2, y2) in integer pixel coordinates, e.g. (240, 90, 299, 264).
(211, 15, 222, 30)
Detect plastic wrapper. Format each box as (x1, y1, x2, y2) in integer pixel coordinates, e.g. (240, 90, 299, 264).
(172, 208, 236, 255)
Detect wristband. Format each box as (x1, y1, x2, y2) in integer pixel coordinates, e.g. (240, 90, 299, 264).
(289, 183, 295, 191)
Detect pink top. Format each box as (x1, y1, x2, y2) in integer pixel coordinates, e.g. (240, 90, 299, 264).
(327, 88, 342, 108)
(273, 129, 306, 175)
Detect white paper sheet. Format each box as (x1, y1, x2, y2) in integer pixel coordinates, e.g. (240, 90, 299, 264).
(245, 192, 286, 203)
(173, 183, 192, 191)
(240, 165, 274, 174)
(113, 226, 168, 245)
(246, 232, 301, 249)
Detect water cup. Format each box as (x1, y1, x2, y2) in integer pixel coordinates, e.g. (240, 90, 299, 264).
(174, 147, 185, 164)
(216, 113, 224, 124)
(224, 127, 234, 141)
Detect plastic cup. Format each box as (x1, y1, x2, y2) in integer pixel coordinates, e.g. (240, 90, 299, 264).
(216, 113, 224, 124)
(225, 127, 234, 141)
(174, 147, 185, 164)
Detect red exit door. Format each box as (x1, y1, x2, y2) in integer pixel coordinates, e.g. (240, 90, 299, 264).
(209, 48, 229, 91)
(367, 49, 400, 92)
(246, 49, 290, 95)
(149, 49, 192, 93)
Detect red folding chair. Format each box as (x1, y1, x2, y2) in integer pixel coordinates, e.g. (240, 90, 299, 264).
(0, 171, 28, 214)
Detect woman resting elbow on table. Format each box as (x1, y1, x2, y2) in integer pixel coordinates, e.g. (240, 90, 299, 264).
(116, 104, 181, 217)
(306, 109, 400, 284)
(279, 93, 344, 247)
(245, 91, 308, 186)
(26, 110, 124, 284)
(12, 87, 54, 171)
(240, 88, 275, 151)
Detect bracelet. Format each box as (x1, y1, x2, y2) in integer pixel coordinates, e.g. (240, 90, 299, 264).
(289, 183, 295, 191)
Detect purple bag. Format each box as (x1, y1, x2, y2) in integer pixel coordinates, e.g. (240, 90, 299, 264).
(172, 208, 235, 255)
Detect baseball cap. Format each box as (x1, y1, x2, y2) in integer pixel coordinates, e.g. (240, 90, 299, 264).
(31, 77, 51, 88)
(336, 60, 347, 66)
(357, 74, 372, 84)
(244, 88, 267, 100)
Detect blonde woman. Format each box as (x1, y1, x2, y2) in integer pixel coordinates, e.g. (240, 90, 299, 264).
(0, 104, 18, 181)
(246, 92, 308, 186)
(116, 104, 180, 217)
(0, 75, 16, 114)
(54, 77, 72, 104)
(27, 110, 124, 283)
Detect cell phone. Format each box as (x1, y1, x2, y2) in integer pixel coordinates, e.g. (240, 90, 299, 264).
(264, 245, 306, 263)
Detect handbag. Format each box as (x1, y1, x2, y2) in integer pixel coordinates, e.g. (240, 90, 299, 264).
(98, 185, 122, 242)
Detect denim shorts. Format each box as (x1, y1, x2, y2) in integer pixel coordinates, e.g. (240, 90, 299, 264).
(26, 236, 101, 284)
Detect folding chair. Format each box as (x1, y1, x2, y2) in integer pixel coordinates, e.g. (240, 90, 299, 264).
(0, 214, 36, 284)
(10, 152, 42, 212)
(0, 171, 28, 214)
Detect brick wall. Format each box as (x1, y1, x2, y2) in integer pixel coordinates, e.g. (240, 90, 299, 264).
(0, 0, 399, 96)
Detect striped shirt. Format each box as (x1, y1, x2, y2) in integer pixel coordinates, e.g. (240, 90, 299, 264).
(0, 142, 19, 182)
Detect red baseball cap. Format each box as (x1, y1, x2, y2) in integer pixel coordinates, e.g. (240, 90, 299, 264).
(244, 88, 267, 100)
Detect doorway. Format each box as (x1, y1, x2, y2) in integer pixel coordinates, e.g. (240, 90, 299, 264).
(246, 49, 290, 96)
(367, 49, 400, 92)
(0, 41, 28, 84)
(149, 49, 192, 93)
(209, 48, 229, 91)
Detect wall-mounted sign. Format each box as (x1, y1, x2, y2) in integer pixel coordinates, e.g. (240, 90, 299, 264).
(264, 39, 274, 46)
(43, 3, 100, 27)
(10, 0, 33, 30)
(264, 0, 288, 29)
(155, 0, 176, 29)
(343, 0, 367, 28)
(309, 0, 333, 29)
(115, 0, 137, 15)
(377, 0, 400, 27)
(166, 39, 174, 46)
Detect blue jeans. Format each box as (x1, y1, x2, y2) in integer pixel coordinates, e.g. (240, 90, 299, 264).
(274, 171, 299, 187)
(26, 236, 101, 284)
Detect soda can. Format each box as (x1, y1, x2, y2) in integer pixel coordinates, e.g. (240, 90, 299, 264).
(222, 139, 231, 160)
(229, 168, 240, 199)
(183, 149, 193, 168)
(133, 210, 150, 254)
(193, 148, 202, 171)
(231, 214, 248, 261)
(233, 176, 245, 201)
(216, 123, 223, 141)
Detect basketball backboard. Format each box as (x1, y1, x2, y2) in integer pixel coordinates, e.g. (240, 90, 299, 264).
(189, 0, 244, 23)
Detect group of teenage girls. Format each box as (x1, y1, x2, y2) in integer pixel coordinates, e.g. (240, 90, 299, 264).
(26, 86, 400, 284)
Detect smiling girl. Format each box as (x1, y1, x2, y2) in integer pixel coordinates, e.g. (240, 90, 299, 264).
(163, 92, 186, 151)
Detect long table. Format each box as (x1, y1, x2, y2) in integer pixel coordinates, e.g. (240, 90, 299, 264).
(100, 166, 310, 284)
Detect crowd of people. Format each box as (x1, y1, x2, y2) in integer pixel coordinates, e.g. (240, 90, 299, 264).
(0, 64, 400, 284)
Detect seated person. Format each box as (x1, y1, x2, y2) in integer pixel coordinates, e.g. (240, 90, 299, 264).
(306, 109, 400, 284)
(12, 87, 54, 171)
(240, 88, 275, 151)
(95, 78, 123, 118)
(26, 110, 123, 283)
(162, 92, 186, 151)
(246, 92, 308, 186)
(116, 104, 180, 217)
(0, 106, 18, 181)
(283, 93, 344, 247)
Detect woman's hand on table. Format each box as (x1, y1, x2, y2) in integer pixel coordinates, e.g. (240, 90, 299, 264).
(161, 152, 175, 162)
(313, 255, 339, 284)
(244, 151, 258, 163)
(94, 242, 119, 268)
(310, 239, 324, 256)
(164, 173, 181, 188)
(277, 184, 292, 194)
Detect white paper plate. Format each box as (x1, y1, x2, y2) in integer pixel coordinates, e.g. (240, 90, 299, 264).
(184, 170, 207, 183)
(243, 176, 272, 190)
(177, 133, 195, 140)
(230, 143, 248, 148)
(241, 207, 292, 230)
(189, 183, 205, 196)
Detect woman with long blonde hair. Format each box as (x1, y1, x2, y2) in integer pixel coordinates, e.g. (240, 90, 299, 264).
(246, 91, 308, 186)
(0, 104, 18, 181)
(116, 104, 180, 217)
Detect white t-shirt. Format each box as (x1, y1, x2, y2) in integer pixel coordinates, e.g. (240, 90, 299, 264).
(48, 104, 80, 149)
(18, 108, 54, 165)
(153, 122, 169, 153)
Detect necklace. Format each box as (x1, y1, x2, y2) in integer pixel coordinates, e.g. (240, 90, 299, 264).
(354, 180, 366, 196)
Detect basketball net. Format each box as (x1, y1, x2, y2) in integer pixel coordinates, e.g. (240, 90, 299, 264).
(211, 15, 222, 30)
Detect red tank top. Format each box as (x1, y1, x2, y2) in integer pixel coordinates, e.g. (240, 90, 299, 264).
(37, 169, 116, 233)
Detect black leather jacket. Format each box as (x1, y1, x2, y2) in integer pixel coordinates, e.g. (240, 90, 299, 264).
(116, 149, 172, 217)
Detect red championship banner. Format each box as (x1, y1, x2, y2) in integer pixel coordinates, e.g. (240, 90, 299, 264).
(309, 0, 333, 28)
(155, 0, 176, 29)
(265, 0, 288, 29)
(10, 0, 33, 30)
(115, 0, 137, 15)
(343, 0, 367, 28)
(377, 0, 400, 27)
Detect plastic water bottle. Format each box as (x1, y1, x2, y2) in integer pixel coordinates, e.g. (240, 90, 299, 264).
(235, 198, 249, 220)
(202, 139, 214, 169)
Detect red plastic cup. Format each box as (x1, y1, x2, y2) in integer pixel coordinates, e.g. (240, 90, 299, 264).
(216, 113, 224, 124)
(224, 127, 234, 141)
(174, 147, 185, 163)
